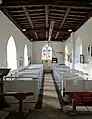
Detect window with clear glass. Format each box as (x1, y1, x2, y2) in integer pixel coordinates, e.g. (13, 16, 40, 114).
(7, 36, 17, 70)
(24, 45, 28, 66)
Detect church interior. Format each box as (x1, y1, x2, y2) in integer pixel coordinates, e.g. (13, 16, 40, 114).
(0, 0, 92, 118)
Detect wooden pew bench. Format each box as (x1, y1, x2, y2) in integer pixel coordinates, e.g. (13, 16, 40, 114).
(64, 92, 92, 114)
(0, 92, 34, 113)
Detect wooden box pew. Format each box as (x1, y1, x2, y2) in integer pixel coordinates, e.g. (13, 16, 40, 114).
(52, 67, 79, 91)
(52, 65, 71, 90)
(55, 67, 71, 73)
(28, 64, 43, 69)
(52, 66, 61, 90)
(71, 70, 89, 79)
(61, 69, 89, 81)
(19, 68, 43, 87)
(7, 64, 43, 78)
(60, 72, 83, 81)
(6, 66, 43, 88)
(55, 67, 85, 85)
(28, 65, 43, 81)
(63, 80, 92, 113)
(6, 66, 29, 81)
(56, 64, 69, 68)
(3, 77, 38, 104)
(62, 77, 85, 93)
(23, 67, 43, 80)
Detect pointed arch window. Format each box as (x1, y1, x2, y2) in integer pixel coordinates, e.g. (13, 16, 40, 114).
(24, 45, 28, 66)
(65, 46, 68, 61)
(7, 36, 17, 70)
(42, 44, 52, 60)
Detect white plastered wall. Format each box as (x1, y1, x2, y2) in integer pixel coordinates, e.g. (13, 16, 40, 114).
(0, 11, 32, 68)
(65, 17, 92, 75)
(32, 41, 65, 64)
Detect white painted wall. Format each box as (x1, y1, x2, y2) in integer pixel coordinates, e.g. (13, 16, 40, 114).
(0, 11, 32, 68)
(32, 41, 65, 64)
(65, 17, 92, 75)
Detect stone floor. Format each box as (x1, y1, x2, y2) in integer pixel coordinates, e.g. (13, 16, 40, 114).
(43, 73, 61, 109)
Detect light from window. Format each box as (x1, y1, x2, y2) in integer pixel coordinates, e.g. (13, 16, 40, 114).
(7, 36, 17, 70)
(24, 45, 28, 66)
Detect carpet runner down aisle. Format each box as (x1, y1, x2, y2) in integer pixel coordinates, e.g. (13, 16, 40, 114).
(42, 73, 61, 109)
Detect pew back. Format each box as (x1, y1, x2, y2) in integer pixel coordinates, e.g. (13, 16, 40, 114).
(3, 79, 38, 103)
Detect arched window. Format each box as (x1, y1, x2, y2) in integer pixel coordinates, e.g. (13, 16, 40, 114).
(65, 45, 68, 61)
(42, 44, 52, 60)
(48, 46, 52, 60)
(42, 46, 47, 60)
(80, 44, 82, 54)
(24, 45, 28, 66)
(75, 36, 82, 63)
(7, 36, 17, 70)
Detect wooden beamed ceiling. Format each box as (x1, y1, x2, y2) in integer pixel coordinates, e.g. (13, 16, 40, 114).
(0, 0, 92, 42)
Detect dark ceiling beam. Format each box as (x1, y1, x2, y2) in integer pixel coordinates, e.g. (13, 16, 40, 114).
(32, 20, 44, 23)
(49, 19, 61, 21)
(60, 7, 71, 28)
(2, 0, 91, 6)
(34, 25, 45, 27)
(49, 11, 87, 17)
(34, 23, 45, 25)
(65, 10, 92, 41)
(29, 13, 45, 16)
(1, 7, 31, 41)
(54, 1, 91, 6)
(23, 7, 34, 28)
(29, 9, 44, 12)
(45, 5, 49, 39)
(31, 16, 45, 19)
(66, 18, 83, 21)
(17, 21, 29, 23)
(23, 6, 38, 39)
(26, 28, 69, 33)
(15, 17, 27, 20)
(49, 13, 64, 16)
(50, 9, 88, 14)
(13, 14, 26, 17)
(55, 7, 71, 39)
(68, 14, 85, 17)
(32, 38, 64, 42)
(51, 5, 92, 10)
(49, 16, 63, 19)
(50, 9, 65, 13)
(75, 10, 92, 31)
(10, 10, 24, 13)
(71, 6, 92, 10)
(69, 11, 88, 14)
(65, 21, 80, 23)
(8, 9, 44, 13)
(32, 19, 45, 22)
(2, 8, 21, 30)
